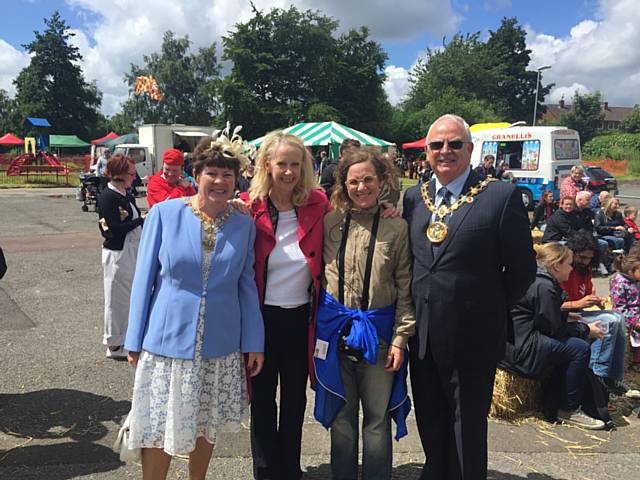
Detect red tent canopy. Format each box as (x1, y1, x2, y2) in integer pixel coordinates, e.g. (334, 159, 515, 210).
(402, 137, 426, 149)
(0, 133, 24, 145)
(91, 131, 119, 145)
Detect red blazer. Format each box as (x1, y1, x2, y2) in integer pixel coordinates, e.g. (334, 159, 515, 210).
(241, 189, 330, 381)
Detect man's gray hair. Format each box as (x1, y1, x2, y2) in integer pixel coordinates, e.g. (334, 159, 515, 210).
(570, 165, 584, 174)
(576, 190, 592, 202)
(426, 114, 472, 142)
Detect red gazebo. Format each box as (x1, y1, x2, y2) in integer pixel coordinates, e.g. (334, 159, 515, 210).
(91, 132, 119, 145)
(0, 133, 24, 145)
(402, 137, 426, 149)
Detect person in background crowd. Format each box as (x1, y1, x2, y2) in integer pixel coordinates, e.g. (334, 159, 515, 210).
(240, 131, 330, 480)
(560, 165, 587, 200)
(501, 242, 606, 430)
(610, 255, 640, 373)
(573, 190, 611, 275)
(236, 162, 255, 194)
(591, 190, 610, 213)
(402, 114, 536, 479)
(320, 139, 361, 200)
(124, 130, 264, 480)
(147, 148, 196, 208)
(97, 154, 144, 359)
(560, 232, 640, 399)
(474, 154, 497, 180)
(496, 161, 508, 180)
(595, 197, 633, 253)
(542, 197, 579, 244)
(623, 205, 640, 241)
(314, 148, 415, 480)
(95, 149, 110, 193)
(531, 190, 556, 230)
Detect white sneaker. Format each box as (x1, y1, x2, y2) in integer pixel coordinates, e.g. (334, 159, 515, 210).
(598, 263, 608, 276)
(557, 408, 606, 430)
(106, 346, 127, 359)
(625, 388, 640, 399)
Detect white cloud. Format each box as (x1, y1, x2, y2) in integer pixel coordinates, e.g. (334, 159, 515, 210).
(547, 83, 591, 103)
(384, 65, 410, 105)
(0, 39, 30, 94)
(526, 0, 640, 107)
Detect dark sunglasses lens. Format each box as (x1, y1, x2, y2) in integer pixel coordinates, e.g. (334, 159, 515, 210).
(429, 141, 444, 150)
(448, 141, 464, 150)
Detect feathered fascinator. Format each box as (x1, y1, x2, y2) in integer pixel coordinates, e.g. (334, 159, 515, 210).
(207, 122, 254, 168)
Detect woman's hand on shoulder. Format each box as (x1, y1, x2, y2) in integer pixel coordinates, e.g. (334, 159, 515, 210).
(246, 352, 264, 377)
(380, 202, 399, 218)
(384, 345, 404, 372)
(228, 198, 251, 215)
(127, 351, 140, 367)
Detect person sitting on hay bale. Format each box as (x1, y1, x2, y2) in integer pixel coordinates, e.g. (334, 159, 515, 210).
(501, 242, 607, 430)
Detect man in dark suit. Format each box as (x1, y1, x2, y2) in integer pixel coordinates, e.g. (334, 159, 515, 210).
(402, 114, 536, 480)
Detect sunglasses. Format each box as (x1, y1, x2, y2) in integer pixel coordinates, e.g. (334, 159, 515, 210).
(427, 140, 469, 151)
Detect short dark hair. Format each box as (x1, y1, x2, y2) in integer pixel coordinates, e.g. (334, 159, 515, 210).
(339, 138, 361, 156)
(192, 136, 242, 180)
(566, 230, 600, 265)
(105, 154, 134, 181)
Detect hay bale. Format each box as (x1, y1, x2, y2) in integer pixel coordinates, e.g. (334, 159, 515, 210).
(531, 228, 543, 245)
(490, 368, 542, 420)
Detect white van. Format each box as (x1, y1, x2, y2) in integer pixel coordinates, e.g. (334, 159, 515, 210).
(470, 126, 582, 209)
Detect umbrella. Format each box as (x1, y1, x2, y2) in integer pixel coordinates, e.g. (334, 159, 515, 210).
(0, 133, 24, 145)
(91, 132, 119, 145)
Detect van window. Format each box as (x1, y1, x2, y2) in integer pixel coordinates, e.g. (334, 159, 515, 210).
(481, 140, 540, 171)
(554, 139, 580, 160)
(128, 148, 147, 164)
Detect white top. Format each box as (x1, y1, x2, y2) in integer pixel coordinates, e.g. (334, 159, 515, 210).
(264, 209, 312, 308)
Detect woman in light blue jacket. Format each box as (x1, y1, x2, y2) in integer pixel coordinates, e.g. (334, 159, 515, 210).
(124, 127, 264, 479)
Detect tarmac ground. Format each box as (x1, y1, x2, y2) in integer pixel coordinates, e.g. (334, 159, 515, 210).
(1, 187, 639, 479)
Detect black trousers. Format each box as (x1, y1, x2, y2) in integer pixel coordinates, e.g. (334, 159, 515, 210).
(409, 337, 497, 480)
(251, 304, 310, 480)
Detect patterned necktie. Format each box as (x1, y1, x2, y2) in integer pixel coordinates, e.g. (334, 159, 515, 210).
(431, 187, 452, 257)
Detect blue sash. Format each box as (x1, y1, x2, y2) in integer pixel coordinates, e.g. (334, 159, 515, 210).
(313, 290, 411, 440)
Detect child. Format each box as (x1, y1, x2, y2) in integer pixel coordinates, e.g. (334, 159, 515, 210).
(623, 205, 640, 240)
(610, 254, 640, 373)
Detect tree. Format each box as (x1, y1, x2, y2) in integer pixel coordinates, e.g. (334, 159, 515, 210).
(221, 5, 389, 138)
(559, 91, 604, 145)
(619, 105, 640, 133)
(115, 31, 221, 130)
(485, 17, 553, 123)
(12, 11, 102, 138)
(0, 89, 18, 134)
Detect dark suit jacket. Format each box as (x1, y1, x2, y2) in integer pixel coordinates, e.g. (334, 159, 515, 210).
(403, 169, 536, 368)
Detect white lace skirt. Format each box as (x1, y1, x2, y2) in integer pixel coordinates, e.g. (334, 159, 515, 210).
(128, 349, 249, 456)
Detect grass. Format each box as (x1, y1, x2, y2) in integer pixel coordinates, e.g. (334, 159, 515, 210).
(400, 177, 419, 191)
(0, 172, 80, 188)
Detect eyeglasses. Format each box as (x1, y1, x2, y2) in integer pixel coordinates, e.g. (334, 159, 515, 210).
(427, 140, 469, 151)
(346, 176, 377, 187)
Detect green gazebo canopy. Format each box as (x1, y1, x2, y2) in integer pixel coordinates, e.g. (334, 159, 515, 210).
(49, 134, 90, 148)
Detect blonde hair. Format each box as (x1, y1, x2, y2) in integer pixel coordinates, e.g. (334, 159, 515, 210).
(537, 242, 572, 272)
(248, 131, 317, 207)
(602, 197, 619, 217)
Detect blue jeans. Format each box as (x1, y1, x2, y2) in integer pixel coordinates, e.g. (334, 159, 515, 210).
(546, 336, 591, 410)
(331, 340, 394, 480)
(600, 235, 625, 251)
(581, 311, 627, 381)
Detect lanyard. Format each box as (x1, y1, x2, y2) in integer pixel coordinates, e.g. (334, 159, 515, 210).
(337, 209, 381, 311)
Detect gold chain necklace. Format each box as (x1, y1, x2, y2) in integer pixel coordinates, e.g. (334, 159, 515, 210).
(420, 177, 494, 244)
(187, 199, 233, 250)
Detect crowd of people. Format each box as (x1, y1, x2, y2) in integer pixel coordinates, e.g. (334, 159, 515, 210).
(93, 114, 640, 480)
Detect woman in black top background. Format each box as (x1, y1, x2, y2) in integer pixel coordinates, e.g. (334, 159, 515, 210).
(97, 154, 144, 359)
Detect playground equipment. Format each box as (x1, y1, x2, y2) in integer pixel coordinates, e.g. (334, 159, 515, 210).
(6, 118, 70, 176)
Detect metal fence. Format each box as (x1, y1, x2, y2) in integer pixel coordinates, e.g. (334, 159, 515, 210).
(0, 169, 80, 187)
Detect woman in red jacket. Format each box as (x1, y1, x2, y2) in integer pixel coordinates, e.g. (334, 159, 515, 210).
(240, 131, 330, 480)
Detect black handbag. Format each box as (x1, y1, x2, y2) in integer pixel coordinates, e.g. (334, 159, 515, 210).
(0, 246, 6, 280)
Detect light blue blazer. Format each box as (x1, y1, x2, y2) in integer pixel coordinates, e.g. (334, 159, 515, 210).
(125, 198, 264, 360)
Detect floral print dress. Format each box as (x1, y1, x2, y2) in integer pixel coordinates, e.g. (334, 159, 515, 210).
(128, 205, 249, 455)
(610, 272, 640, 347)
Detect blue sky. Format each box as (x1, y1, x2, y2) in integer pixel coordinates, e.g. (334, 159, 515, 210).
(1, 0, 637, 114)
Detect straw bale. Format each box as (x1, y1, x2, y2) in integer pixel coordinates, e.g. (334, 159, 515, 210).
(490, 368, 542, 420)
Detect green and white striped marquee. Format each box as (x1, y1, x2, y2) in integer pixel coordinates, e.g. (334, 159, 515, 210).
(248, 122, 394, 151)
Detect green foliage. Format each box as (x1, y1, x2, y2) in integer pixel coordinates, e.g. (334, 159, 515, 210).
(12, 11, 102, 138)
(221, 5, 389, 138)
(619, 106, 640, 133)
(559, 91, 603, 145)
(116, 31, 221, 130)
(0, 89, 17, 134)
(400, 17, 552, 141)
(582, 132, 640, 159)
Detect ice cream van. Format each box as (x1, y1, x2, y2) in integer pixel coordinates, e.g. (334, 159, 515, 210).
(470, 126, 582, 209)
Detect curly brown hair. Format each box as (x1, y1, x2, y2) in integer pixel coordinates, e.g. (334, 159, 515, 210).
(331, 148, 388, 212)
